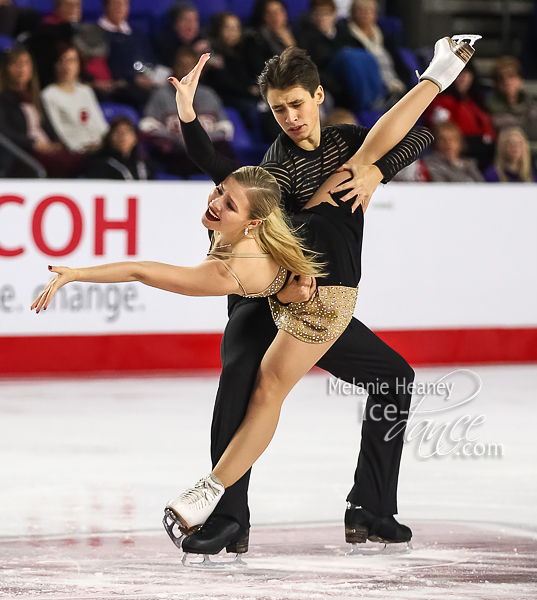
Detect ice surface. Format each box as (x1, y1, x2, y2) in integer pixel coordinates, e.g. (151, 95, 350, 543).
(0, 365, 536, 598)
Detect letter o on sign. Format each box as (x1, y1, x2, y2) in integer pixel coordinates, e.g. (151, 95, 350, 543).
(32, 196, 83, 256)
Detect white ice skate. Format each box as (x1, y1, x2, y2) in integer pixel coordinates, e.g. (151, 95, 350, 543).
(418, 34, 482, 92)
(163, 473, 224, 548)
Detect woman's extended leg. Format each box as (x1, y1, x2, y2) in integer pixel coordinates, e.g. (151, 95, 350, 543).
(212, 330, 337, 487)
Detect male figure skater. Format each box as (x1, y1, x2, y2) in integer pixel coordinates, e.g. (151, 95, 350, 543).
(172, 47, 432, 557)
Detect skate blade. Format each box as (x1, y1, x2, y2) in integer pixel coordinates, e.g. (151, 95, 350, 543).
(162, 508, 199, 550)
(181, 552, 248, 570)
(346, 540, 413, 557)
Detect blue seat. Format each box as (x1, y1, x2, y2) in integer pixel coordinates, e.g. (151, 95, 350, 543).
(358, 110, 384, 129)
(224, 106, 267, 165)
(398, 47, 420, 86)
(0, 35, 14, 52)
(99, 102, 140, 125)
(378, 16, 403, 46)
(228, 0, 255, 23)
(190, 0, 229, 26)
(24, 0, 53, 14)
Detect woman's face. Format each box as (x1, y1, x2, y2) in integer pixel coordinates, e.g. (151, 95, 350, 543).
(7, 52, 33, 90)
(264, 1, 287, 31)
(175, 10, 199, 42)
(496, 67, 521, 97)
(311, 6, 337, 34)
(454, 69, 473, 94)
(55, 48, 80, 83)
(202, 176, 254, 235)
(503, 131, 526, 163)
(110, 122, 137, 157)
(220, 15, 241, 47)
(56, 0, 82, 23)
(436, 127, 462, 161)
(353, 2, 377, 29)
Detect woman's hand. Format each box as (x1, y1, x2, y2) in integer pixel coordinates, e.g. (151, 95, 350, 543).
(168, 53, 210, 123)
(330, 164, 383, 213)
(31, 266, 75, 313)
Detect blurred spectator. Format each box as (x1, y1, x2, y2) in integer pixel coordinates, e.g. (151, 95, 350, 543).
(141, 47, 234, 178)
(244, 0, 296, 78)
(424, 121, 483, 183)
(390, 159, 430, 182)
(294, 0, 353, 106)
(86, 116, 154, 179)
(483, 127, 536, 183)
(486, 56, 537, 142)
(0, 0, 41, 38)
(154, 1, 210, 68)
(322, 107, 358, 126)
(98, 0, 166, 110)
(25, 0, 82, 88)
(345, 0, 410, 98)
(425, 64, 496, 169)
(41, 44, 109, 153)
(0, 45, 86, 177)
(206, 12, 260, 119)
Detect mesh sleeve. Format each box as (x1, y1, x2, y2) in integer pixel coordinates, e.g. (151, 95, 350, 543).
(373, 126, 434, 183)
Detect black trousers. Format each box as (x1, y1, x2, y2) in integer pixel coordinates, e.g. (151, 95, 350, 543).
(210, 294, 414, 530)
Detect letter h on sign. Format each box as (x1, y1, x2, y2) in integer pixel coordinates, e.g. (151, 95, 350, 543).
(94, 197, 137, 255)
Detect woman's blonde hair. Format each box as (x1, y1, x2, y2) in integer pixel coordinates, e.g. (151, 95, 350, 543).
(231, 166, 325, 277)
(494, 126, 532, 183)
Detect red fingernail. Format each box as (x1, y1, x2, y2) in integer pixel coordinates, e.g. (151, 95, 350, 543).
(48, 265, 52, 270)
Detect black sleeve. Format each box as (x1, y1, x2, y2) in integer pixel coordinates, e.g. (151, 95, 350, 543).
(336, 123, 434, 183)
(180, 117, 239, 184)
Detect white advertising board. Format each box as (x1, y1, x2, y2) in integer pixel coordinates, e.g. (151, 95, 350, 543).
(1, 181, 536, 337)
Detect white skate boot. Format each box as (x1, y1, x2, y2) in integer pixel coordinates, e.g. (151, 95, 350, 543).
(419, 34, 482, 92)
(163, 473, 224, 548)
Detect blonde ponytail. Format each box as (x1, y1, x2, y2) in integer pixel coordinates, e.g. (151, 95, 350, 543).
(231, 166, 325, 277)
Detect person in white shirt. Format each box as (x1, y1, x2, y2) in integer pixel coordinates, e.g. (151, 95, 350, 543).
(41, 43, 109, 153)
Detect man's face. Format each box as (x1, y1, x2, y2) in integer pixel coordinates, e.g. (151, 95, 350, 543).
(266, 85, 324, 147)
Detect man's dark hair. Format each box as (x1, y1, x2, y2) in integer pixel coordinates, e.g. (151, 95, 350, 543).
(257, 47, 321, 100)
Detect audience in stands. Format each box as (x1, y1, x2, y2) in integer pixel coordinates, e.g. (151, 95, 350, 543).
(142, 47, 234, 178)
(486, 56, 537, 142)
(483, 127, 536, 183)
(206, 12, 261, 120)
(424, 121, 483, 183)
(41, 44, 108, 154)
(86, 115, 154, 179)
(244, 0, 296, 78)
(0, 0, 41, 39)
(426, 64, 496, 169)
(154, 1, 211, 68)
(25, 0, 83, 89)
(345, 0, 410, 98)
(98, 0, 165, 111)
(294, 0, 352, 107)
(0, 45, 86, 177)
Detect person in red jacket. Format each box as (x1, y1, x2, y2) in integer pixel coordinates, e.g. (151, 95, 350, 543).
(425, 63, 496, 169)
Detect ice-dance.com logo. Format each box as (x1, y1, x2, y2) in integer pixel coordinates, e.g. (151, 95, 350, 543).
(327, 369, 504, 459)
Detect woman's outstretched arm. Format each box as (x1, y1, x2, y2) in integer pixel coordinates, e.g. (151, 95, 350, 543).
(31, 260, 241, 313)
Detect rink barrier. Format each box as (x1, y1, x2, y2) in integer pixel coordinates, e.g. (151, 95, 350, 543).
(1, 327, 536, 376)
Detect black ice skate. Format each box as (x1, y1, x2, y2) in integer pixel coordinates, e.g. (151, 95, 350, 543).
(180, 514, 250, 569)
(345, 505, 413, 556)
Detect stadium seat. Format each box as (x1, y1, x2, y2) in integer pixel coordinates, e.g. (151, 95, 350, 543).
(100, 102, 140, 125)
(0, 35, 14, 52)
(398, 47, 420, 86)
